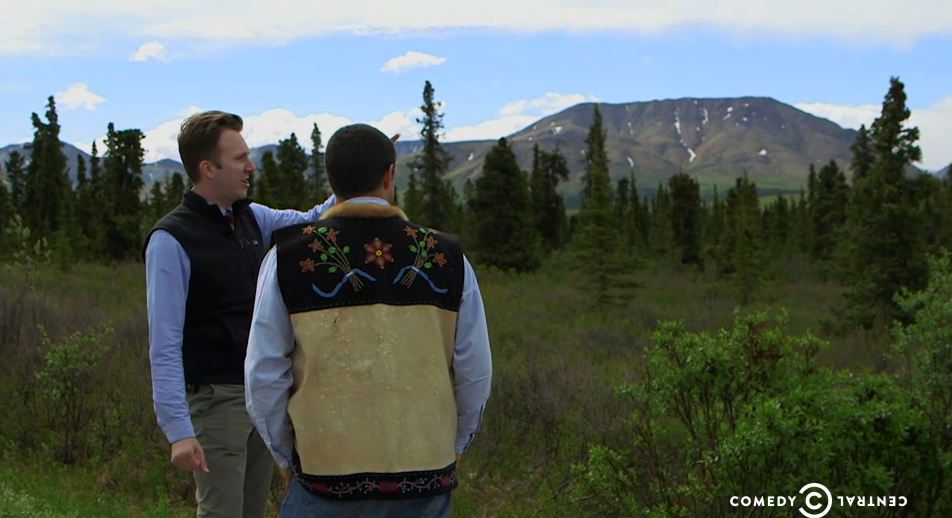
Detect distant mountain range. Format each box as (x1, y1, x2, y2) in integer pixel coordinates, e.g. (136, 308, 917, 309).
(1, 97, 940, 206)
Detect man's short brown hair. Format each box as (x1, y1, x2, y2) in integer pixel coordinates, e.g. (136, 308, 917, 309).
(177, 111, 244, 183)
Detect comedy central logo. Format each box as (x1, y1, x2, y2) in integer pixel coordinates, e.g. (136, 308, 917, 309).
(798, 482, 833, 518)
(730, 482, 908, 517)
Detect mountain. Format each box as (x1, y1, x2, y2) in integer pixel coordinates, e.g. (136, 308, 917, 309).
(395, 96, 865, 202)
(0, 96, 932, 205)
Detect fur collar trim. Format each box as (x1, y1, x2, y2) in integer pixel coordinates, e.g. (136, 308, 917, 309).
(322, 201, 409, 220)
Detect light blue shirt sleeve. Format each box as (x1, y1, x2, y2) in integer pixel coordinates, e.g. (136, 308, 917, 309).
(144, 230, 195, 444)
(250, 194, 337, 247)
(245, 247, 297, 469)
(452, 255, 493, 453)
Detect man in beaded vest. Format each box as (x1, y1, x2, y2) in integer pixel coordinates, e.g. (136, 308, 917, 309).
(245, 123, 492, 518)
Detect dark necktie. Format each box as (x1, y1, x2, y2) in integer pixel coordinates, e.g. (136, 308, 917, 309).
(225, 211, 235, 230)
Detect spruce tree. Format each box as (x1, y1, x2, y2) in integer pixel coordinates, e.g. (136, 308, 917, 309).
(529, 143, 570, 249)
(0, 166, 14, 258)
(648, 185, 677, 264)
(810, 160, 849, 270)
(469, 138, 540, 272)
(573, 105, 634, 304)
(409, 80, 456, 231)
(4, 150, 26, 213)
(163, 172, 186, 212)
(100, 123, 146, 261)
(309, 123, 329, 202)
(275, 133, 310, 210)
(148, 181, 166, 223)
(667, 172, 703, 267)
(22, 96, 72, 240)
(850, 125, 874, 182)
(73, 155, 96, 255)
(722, 174, 766, 305)
(837, 76, 927, 328)
(254, 150, 278, 208)
(402, 173, 423, 221)
(705, 185, 726, 262)
(86, 141, 105, 256)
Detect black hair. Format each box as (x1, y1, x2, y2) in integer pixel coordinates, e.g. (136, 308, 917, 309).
(324, 123, 396, 198)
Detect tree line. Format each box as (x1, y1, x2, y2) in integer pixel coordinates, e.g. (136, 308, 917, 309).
(1, 77, 950, 330)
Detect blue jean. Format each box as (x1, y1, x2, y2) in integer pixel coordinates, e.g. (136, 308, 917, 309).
(278, 478, 453, 518)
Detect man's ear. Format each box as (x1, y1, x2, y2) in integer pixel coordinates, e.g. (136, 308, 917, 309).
(198, 159, 216, 181)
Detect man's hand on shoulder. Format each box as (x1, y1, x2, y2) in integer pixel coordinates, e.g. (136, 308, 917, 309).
(170, 437, 208, 473)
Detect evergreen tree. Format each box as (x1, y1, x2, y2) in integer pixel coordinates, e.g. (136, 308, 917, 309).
(148, 181, 166, 223)
(614, 176, 632, 250)
(849, 124, 874, 182)
(274, 133, 310, 210)
(722, 174, 766, 305)
(309, 123, 330, 202)
(254, 150, 278, 208)
(648, 185, 677, 264)
(792, 188, 811, 255)
(0, 166, 14, 258)
(86, 141, 106, 256)
(573, 105, 634, 303)
(403, 173, 423, 221)
(22, 96, 72, 240)
(628, 174, 648, 250)
(3, 150, 26, 213)
(469, 138, 540, 272)
(667, 172, 703, 267)
(810, 160, 849, 269)
(409, 80, 456, 231)
(529, 144, 570, 249)
(72, 155, 96, 255)
(163, 172, 186, 211)
(837, 76, 927, 328)
(100, 123, 146, 261)
(704, 185, 726, 262)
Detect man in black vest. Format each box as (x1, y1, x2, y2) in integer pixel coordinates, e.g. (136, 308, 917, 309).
(244, 123, 492, 518)
(143, 111, 374, 518)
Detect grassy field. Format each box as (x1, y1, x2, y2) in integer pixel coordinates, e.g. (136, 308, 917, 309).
(0, 252, 904, 516)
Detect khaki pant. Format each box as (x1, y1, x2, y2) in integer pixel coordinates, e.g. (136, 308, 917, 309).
(187, 384, 274, 518)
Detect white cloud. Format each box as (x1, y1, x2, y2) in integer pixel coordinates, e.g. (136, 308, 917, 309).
(448, 92, 599, 141)
(381, 51, 446, 73)
(3, 1, 951, 56)
(70, 91, 596, 163)
(74, 106, 425, 164)
(796, 95, 952, 172)
(131, 41, 169, 61)
(54, 82, 106, 110)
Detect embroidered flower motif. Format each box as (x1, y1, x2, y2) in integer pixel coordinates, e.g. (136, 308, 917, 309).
(404, 226, 418, 238)
(301, 226, 373, 295)
(397, 226, 449, 292)
(364, 238, 394, 269)
(377, 481, 401, 493)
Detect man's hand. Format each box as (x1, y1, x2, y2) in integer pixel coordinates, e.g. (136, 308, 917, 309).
(170, 437, 208, 473)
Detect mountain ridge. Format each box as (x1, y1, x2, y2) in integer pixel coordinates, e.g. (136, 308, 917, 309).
(1, 96, 939, 203)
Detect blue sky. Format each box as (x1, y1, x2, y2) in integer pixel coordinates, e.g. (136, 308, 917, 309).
(1, 1, 950, 170)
